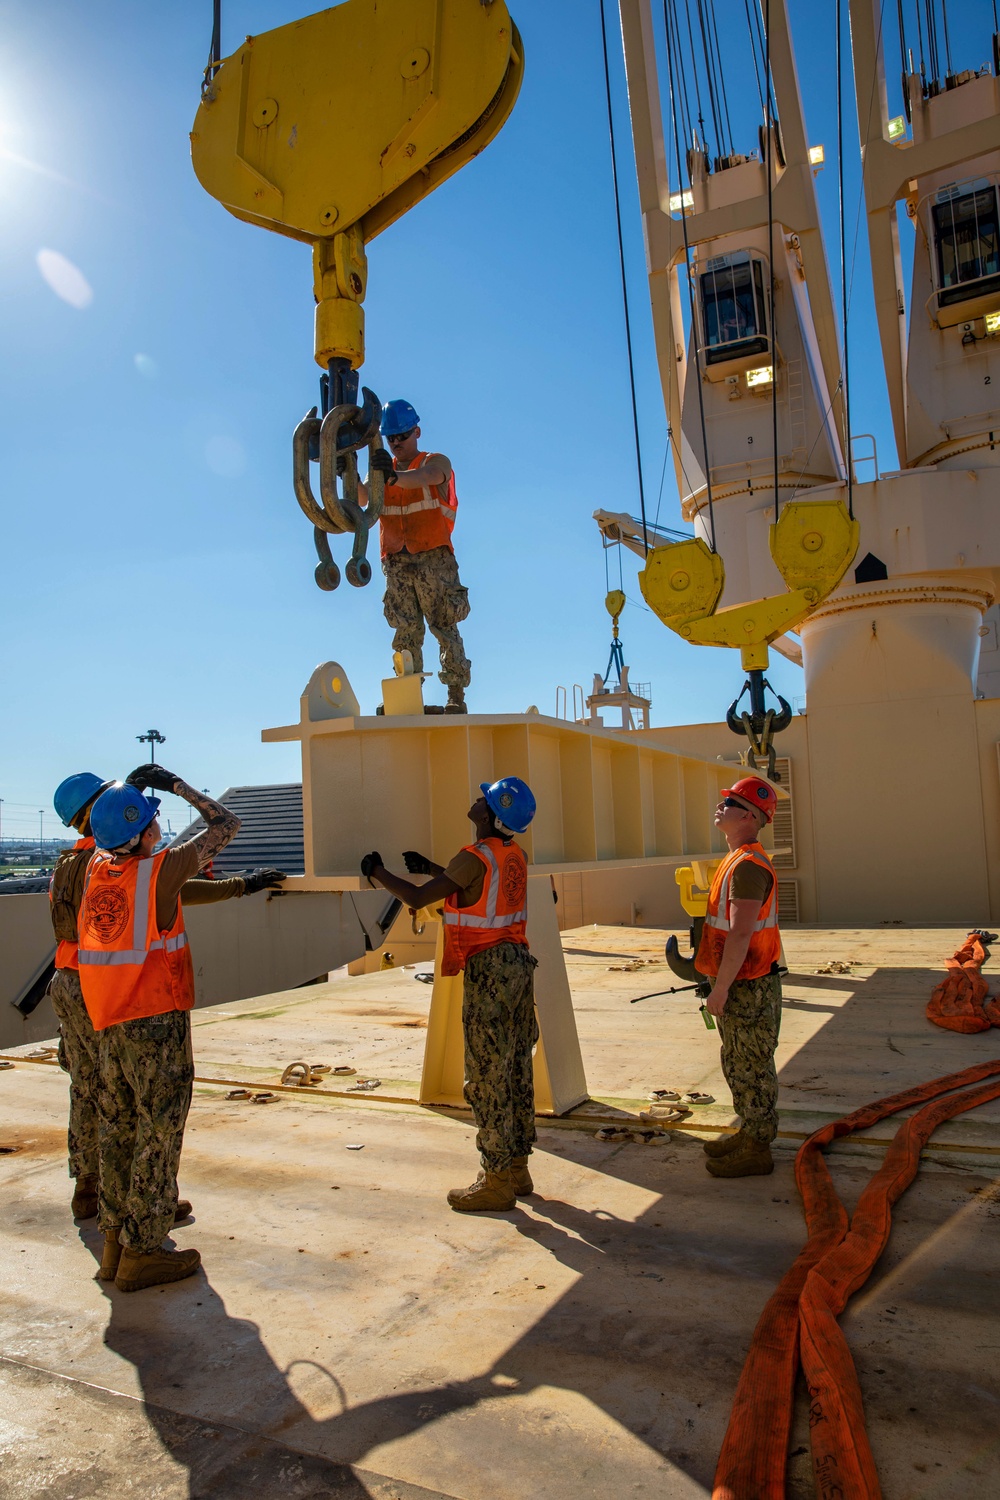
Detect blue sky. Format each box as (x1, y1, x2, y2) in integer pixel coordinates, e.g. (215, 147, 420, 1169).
(0, 0, 992, 841)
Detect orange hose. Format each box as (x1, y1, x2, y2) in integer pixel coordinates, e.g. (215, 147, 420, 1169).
(926, 933, 992, 1032)
(712, 1059, 1000, 1499)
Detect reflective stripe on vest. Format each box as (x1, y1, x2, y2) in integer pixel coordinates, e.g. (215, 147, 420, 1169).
(442, 842, 528, 932)
(50, 836, 95, 971)
(695, 841, 780, 981)
(379, 452, 457, 557)
(440, 838, 529, 975)
(77, 850, 195, 1028)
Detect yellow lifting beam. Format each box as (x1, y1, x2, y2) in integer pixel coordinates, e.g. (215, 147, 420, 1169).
(638, 499, 859, 672)
(191, 0, 523, 373)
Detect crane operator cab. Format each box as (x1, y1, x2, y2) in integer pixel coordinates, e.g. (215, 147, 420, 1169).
(696, 249, 773, 383)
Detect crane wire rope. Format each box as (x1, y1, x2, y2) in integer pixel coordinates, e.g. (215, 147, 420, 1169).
(896, 0, 909, 86)
(681, 0, 707, 153)
(940, 0, 954, 77)
(598, 0, 650, 556)
(695, 0, 726, 163)
(664, 0, 717, 552)
(202, 0, 222, 95)
(764, 0, 780, 524)
(708, 0, 735, 158)
(837, 0, 855, 518)
(914, 0, 927, 83)
(743, 0, 766, 117)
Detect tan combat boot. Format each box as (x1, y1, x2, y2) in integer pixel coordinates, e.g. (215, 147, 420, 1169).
(71, 1174, 98, 1219)
(115, 1245, 202, 1293)
(703, 1129, 747, 1159)
(98, 1229, 123, 1282)
(174, 1199, 193, 1222)
(510, 1156, 534, 1196)
(705, 1138, 774, 1177)
(447, 1170, 516, 1212)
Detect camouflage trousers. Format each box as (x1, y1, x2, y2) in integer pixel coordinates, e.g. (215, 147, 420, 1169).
(382, 546, 471, 689)
(463, 941, 538, 1172)
(97, 1010, 194, 1253)
(48, 968, 99, 1179)
(718, 972, 782, 1145)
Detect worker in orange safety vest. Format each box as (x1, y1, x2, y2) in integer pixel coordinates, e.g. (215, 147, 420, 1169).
(360, 776, 538, 1212)
(366, 398, 471, 712)
(78, 765, 244, 1293)
(696, 774, 783, 1179)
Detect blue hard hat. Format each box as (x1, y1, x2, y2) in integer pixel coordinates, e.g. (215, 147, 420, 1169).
(480, 776, 536, 835)
(380, 399, 420, 437)
(54, 772, 114, 828)
(90, 783, 161, 852)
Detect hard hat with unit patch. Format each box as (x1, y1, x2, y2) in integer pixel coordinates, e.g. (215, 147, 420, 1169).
(480, 776, 536, 835)
(380, 399, 420, 437)
(53, 772, 114, 828)
(721, 775, 778, 824)
(90, 783, 161, 851)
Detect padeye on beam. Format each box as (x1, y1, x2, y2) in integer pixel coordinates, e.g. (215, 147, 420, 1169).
(191, 0, 523, 591)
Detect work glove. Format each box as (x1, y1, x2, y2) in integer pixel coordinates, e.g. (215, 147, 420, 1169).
(402, 850, 432, 875)
(336, 452, 347, 477)
(241, 868, 287, 895)
(369, 448, 396, 485)
(126, 763, 179, 794)
(360, 851, 383, 886)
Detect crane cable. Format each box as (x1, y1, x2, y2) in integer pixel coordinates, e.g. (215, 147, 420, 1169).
(598, 0, 651, 556)
(664, 0, 717, 552)
(202, 0, 222, 95)
(764, 0, 780, 524)
(837, 0, 855, 518)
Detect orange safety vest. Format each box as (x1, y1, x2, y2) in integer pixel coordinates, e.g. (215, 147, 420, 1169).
(380, 451, 458, 558)
(696, 841, 780, 981)
(49, 836, 95, 971)
(77, 849, 195, 1031)
(441, 838, 529, 977)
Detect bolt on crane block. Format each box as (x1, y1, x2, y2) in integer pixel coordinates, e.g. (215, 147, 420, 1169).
(191, 0, 524, 590)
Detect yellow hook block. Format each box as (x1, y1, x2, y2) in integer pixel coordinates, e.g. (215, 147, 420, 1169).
(638, 538, 725, 629)
(605, 589, 626, 621)
(769, 498, 859, 601)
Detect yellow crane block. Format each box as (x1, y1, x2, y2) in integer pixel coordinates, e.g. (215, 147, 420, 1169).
(191, 0, 523, 368)
(674, 860, 721, 919)
(638, 500, 858, 670)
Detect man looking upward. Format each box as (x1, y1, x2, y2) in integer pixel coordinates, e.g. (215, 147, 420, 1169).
(368, 399, 472, 713)
(697, 775, 783, 1179)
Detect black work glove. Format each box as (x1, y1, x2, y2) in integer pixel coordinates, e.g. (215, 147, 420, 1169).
(369, 448, 396, 484)
(360, 851, 383, 886)
(126, 763, 179, 794)
(336, 452, 347, 477)
(402, 850, 432, 875)
(241, 868, 287, 895)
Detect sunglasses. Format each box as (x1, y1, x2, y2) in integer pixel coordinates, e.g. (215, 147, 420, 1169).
(721, 796, 752, 811)
(387, 428, 415, 443)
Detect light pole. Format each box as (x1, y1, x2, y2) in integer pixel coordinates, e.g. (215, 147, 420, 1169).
(38, 809, 44, 867)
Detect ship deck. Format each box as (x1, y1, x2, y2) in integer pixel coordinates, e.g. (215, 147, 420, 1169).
(3, 925, 1000, 1499)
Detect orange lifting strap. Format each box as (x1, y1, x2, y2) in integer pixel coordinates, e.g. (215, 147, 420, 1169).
(712, 1059, 1000, 1500)
(926, 931, 1000, 1033)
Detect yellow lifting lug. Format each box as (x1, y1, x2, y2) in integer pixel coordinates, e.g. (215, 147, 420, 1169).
(768, 498, 860, 601)
(191, 0, 524, 368)
(638, 537, 725, 630)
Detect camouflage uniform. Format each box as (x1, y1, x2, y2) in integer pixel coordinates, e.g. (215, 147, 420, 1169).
(382, 545, 471, 688)
(48, 968, 99, 1179)
(463, 941, 538, 1171)
(717, 971, 782, 1145)
(97, 1011, 193, 1254)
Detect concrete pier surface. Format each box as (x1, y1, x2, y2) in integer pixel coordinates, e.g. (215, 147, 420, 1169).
(3, 926, 999, 1498)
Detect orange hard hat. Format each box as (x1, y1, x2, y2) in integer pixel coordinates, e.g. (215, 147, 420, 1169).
(721, 775, 778, 823)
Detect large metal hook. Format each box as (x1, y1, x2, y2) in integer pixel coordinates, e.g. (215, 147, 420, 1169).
(665, 918, 708, 984)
